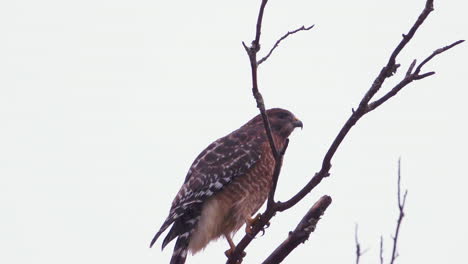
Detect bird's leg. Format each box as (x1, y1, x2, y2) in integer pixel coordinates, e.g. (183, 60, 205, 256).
(224, 234, 246, 261)
(245, 213, 270, 236)
(224, 234, 236, 257)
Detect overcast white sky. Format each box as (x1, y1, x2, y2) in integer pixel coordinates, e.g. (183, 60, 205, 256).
(1, 0, 467, 263)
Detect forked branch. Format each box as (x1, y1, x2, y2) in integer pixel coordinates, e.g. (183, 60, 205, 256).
(227, 0, 463, 263)
(367, 39, 464, 112)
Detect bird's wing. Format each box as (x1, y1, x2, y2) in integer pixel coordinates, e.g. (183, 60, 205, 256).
(150, 126, 265, 248)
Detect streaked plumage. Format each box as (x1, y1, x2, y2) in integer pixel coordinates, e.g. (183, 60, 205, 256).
(150, 108, 302, 264)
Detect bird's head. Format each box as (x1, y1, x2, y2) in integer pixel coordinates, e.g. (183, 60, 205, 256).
(245, 108, 303, 138)
(265, 108, 303, 138)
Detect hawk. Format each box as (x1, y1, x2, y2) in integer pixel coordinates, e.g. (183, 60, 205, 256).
(150, 108, 303, 264)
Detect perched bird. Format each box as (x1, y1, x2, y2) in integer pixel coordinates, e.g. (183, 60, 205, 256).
(150, 108, 303, 264)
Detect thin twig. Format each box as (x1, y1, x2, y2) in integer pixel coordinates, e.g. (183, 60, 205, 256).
(354, 224, 369, 264)
(380, 236, 384, 264)
(367, 39, 464, 112)
(414, 39, 465, 74)
(262, 196, 332, 264)
(390, 159, 408, 264)
(355, 224, 362, 264)
(354, 160, 408, 264)
(258, 25, 315, 65)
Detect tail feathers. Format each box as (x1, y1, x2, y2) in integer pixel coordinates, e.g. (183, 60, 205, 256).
(162, 219, 183, 250)
(149, 231, 163, 248)
(150, 218, 175, 248)
(151, 206, 188, 248)
(170, 234, 190, 264)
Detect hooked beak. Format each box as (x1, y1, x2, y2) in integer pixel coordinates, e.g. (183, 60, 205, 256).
(292, 118, 303, 129)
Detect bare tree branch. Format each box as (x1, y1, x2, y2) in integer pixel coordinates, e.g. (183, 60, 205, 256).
(414, 40, 464, 74)
(380, 236, 384, 264)
(390, 159, 408, 264)
(258, 24, 315, 65)
(227, 0, 462, 263)
(272, 0, 463, 213)
(227, 1, 287, 259)
(354, 160, 408, 264)
(262, 196, 332, 264)
(242, 0, 279, 160)
(355, 224, 362, 264)
(267, 139, 289, 210)
(367, 39, 464, 112)
(354, 224, 369, 264)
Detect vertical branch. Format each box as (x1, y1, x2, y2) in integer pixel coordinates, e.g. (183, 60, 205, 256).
(354, 224, 368, 264)
(227, 2, 279, 262)
(355, 224, 362, 264)
(353, 160, 409, 264)
(242, 0, 279, 159)
(267, 139, 289, 209)
(390, 159, 408, 264)
(380, 236, 384, 264)
(243, 0, 286, 211)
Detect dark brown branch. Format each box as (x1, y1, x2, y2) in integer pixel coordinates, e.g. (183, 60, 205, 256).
(262, 196, 332, 264)
(252, 0, 269, 52)
(356, 0, 434, 112)
(273, 0, 463, 213)
(228, 0, 461, 263)
(241, 0, 291, 213)
(242, 0, 279, 160)
(258, 25, 315, 65)
(367, 39, 464, 112)
(414, 39, 464, 74)
(267, 139, 289, 210)
(390, 159, 408, 264)
(227, 1, 281, 261)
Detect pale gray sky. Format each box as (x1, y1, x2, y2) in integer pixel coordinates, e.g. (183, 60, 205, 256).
(0, 0, 467, 263)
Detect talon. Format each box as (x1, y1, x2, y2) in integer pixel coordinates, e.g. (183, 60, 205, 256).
(245, 213, 270, 237)
(245, 213, 261, 235)
(259, 220, 270, 237)
(259, 228, 265, 236)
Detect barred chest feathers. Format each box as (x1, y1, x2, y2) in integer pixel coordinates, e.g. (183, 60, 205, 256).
(188, 134, 286, 254)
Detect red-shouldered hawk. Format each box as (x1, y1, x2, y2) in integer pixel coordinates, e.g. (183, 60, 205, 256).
(149, 108, 303, 264)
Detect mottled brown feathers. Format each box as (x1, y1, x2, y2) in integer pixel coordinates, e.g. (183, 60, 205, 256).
(150, 108, 302, 264)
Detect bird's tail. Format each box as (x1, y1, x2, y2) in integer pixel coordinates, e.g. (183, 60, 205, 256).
(169, 233, 190, 264)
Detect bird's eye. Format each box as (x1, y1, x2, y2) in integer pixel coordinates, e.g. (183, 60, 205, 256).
(277, 113, 289, 119)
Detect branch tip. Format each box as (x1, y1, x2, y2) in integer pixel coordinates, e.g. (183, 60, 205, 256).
(258, 24, 315, 65)
(406, 59, 417, 76)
